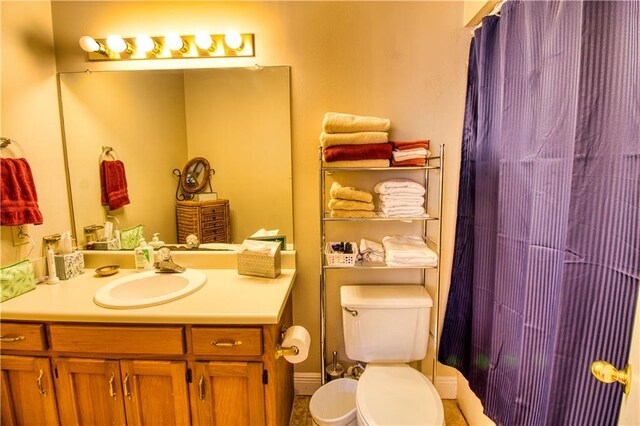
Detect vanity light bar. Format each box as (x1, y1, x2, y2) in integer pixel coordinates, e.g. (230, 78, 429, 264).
(79, 33, 255, 61)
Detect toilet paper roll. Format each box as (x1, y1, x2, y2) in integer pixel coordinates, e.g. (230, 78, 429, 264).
(282, 325, 311, 364)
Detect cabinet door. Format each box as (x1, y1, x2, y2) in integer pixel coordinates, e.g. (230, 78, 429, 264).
(120, 360, 190, 426)
(0, 355, 59, 425)
(190, 361, 265, 426)
(55, 358, 126, 426)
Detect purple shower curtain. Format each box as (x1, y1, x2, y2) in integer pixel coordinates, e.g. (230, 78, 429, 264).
(439, 1, 640, 425)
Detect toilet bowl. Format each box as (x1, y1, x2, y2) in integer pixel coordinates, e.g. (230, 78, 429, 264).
(355, 364, 444, 426)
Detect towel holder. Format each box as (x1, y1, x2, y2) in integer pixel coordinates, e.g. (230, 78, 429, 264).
(1, 137, 13, 148)
(99, 146, 118, 163)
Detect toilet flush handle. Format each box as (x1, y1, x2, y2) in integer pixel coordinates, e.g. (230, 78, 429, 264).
(343, 307, 358, 317)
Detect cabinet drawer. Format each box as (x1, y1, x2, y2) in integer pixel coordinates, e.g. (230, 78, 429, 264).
(192, 327, 262, 356)
(0, 323, 46, 351)
(50, 325, 185, 355)
(201, 205, 228, 222)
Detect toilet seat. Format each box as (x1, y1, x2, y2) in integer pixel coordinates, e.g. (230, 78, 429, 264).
(356, 364, 444, 426)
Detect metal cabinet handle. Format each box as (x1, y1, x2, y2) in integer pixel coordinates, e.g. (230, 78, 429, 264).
(211, 340, 242, 348)
(0, 335, 26, 342)
(198, 376, 205, 401)
(123, 373, 131, 399)
(108, 372, 117, 398)
(36, 369, 47, 397)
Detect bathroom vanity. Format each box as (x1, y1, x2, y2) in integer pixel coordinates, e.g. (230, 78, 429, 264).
(0, 258, 297, 426)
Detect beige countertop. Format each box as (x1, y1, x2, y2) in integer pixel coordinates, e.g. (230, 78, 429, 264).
(0, 268, 296, 325)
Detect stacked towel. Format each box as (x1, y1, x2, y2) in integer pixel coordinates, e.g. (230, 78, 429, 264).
(391, 140, 431, 167)
(382, 236, 438, 267)
(320, 112, 392, 167)
(374, 179, 427, 217)
(100, 160, 131, 210)
(0, 158, 43, 226)
(359, 238, 385, 263)
(328, 181, 375, 218)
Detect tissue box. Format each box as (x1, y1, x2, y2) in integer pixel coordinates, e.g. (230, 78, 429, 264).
(54, 251, 85, 280)
(91, 238, 121, 250)
(237, 245, 281, 278)
(1, 260, 36, 302)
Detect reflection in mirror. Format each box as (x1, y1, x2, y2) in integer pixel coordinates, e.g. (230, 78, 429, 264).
(58, 67, 293, 249)
(179, 157, 212, 197)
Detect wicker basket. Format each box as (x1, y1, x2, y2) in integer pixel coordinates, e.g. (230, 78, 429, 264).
(324, 242, 358, 267)
(237, 245, 281, 278)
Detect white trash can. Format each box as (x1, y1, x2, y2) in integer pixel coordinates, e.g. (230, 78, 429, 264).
(309, 378, 358, 426)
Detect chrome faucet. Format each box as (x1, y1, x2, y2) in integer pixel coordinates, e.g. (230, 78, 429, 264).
(154, 247, 186, 273)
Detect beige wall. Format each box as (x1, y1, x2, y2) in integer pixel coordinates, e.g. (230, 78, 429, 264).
(0, 1, 69, 275)
(3, 1, 472, 376)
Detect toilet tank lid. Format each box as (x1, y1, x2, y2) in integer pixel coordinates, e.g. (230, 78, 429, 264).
(340, 285, 433, 309)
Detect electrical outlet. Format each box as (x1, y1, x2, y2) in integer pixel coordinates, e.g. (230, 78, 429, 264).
(11, 226, 30, 246)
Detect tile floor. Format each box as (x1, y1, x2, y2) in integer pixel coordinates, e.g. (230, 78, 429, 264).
(289, 396, 468, 425)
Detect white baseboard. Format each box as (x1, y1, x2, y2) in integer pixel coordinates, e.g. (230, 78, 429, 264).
(295, 372, 457, 399)
(434, 375, 457, 399)
(294, 372, 322, 395)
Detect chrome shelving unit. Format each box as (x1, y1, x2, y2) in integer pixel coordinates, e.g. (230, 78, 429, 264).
(319, 144, 445, 385)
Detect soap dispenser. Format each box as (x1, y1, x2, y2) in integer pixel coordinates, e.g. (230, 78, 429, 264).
(149, 233, 165, 249)
(134, 238, 154, 271)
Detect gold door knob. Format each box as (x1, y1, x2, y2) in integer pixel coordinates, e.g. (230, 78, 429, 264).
(591, 360, 632, 395)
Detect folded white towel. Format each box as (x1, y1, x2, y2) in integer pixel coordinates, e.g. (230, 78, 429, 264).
(382, 236, 438, 267)
(323, 112, 391, 134)
(392, 148, 430, 160)
(374, 179, 426, 195)
(320, 131, 389, 148)
(378, 196, 424, 206)
(378, 194, 425, 203)
(359, 238, 385, 263)
(380, 205, 427, 217)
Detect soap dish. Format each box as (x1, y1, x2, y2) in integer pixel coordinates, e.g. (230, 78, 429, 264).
(95, 265, 120, 277)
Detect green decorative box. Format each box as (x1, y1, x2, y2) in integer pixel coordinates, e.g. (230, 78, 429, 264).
(54, 251, 85, 280)
(1, 260, 36, 302)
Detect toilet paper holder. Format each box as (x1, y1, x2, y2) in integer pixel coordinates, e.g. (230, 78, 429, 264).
(275, 325, 300, 359)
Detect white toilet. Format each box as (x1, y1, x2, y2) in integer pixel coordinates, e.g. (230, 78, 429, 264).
(341, 284, 444, 426)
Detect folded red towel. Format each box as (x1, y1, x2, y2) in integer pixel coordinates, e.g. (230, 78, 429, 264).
(391, 140, 430, 151)
(100, 160, 130, 210)
(391, 157, 427, 167)
(1, 158, 43, 226)
(323, 143, 392, 162)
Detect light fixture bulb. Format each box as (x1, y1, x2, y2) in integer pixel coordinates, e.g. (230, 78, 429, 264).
(106, 35, 129, 53)
(79, 36, 101, 53)
(224, 31, 244, 50)
(135, 34, 157, 53)
(166, 33, 186, 51)
(195, 32, 214, 50)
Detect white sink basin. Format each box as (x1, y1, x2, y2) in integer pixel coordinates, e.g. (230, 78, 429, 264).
(94, 269, 207, 309)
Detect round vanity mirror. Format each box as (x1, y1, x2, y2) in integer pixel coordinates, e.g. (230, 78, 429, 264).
(180, 157, 211, 194)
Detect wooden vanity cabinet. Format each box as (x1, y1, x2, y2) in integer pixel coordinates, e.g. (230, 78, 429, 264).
(55, 358, 190, 426)
(0, 297, 293, 426)
(0, 355, 60, 425)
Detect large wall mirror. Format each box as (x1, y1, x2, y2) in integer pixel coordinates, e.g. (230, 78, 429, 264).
(58, 66, 294, 249)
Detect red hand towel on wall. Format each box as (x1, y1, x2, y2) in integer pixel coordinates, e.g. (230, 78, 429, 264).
(100, 160, 130, 210)
(0, 158, 44, 226)
(323, 143, 392, 162)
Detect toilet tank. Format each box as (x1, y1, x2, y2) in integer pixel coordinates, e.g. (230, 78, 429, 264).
(341, 285, 432, 363)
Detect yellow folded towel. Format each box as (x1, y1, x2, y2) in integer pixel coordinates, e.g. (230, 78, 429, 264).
(330, 209, 375, 218)
(322, 159, 390, 168)
(320, 131, 389, 148)
(328, 198, 375, 211)
(323, 112, 391, 133)
(330, 182, 373, 203)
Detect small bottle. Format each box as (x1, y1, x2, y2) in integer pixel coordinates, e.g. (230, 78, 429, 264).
(134, 238, 154, 271)
(149, 233, 165, 249)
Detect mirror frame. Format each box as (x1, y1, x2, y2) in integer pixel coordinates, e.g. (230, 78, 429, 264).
(180, 157, 211, 194)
